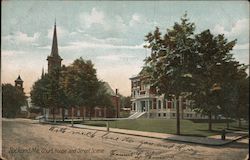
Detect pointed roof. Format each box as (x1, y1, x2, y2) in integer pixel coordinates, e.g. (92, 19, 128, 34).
(50, 20, 60, 58)
(41, 67, 44, 78)
(15, 75, 23, 82)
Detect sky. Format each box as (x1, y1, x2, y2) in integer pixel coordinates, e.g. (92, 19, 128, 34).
(2, 1, 249, 96)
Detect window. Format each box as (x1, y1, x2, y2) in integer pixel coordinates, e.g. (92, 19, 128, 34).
(172, 113, 175, 117)
(190, 114, 192, 118)
(163, 100, 166, 109)
(168, 101, 172, 109)
(158, 113, 161, 117)
(149, 101, 152, 109)
(163, 113, 166, 117)
(65, 109, 68, 116)
(158, 100, 161, 109)
(133, 103, 136, 110)
(153, 99, 156, 109)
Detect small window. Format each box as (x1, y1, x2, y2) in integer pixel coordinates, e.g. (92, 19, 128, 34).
(163, 113, 166, 117)
(158, 113, 161, 117)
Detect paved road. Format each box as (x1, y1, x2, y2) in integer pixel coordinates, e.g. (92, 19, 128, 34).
(2, 118, 249, 160)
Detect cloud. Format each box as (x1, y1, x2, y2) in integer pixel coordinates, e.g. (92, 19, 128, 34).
(60, 41, 145, 52)
(212, 18, 249, 37)
(2, 50, 26, 57)
(79, 8, 105, 28)
(96, 53, 135, 61)
(234, 43, 249, 50)
(129, 13, 142, 26)
(3, 31, 40, 45)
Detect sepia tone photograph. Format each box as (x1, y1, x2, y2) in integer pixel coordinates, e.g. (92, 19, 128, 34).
(1, 1, 249, 160)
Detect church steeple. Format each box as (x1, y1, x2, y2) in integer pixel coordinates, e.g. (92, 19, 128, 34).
(50, 19, 59, 57)
(47, 20, 63, 74)
(41, 67, 45, 78)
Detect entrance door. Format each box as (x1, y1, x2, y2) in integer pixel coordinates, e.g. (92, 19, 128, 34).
(141, 101, 146, 111)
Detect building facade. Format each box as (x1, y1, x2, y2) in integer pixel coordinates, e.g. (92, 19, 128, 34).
(130, 74, 206, 119)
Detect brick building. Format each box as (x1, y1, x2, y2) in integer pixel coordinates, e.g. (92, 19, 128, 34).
(129, 72, 207, 119)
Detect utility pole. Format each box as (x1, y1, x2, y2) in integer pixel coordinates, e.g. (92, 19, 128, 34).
(116, 89, 119, 118)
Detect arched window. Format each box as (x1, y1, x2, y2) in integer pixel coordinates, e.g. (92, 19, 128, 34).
(158, 100, 161, 109)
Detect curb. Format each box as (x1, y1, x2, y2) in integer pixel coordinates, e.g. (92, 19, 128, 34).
(71, 125, 166, 140)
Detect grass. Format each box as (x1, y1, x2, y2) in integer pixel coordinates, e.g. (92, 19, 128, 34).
(81, 118, 249, 137)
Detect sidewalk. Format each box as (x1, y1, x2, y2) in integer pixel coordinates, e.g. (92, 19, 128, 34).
(70, 124, 248, 146)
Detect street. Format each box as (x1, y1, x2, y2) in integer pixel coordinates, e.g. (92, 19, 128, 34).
(2, 118, 249, 160)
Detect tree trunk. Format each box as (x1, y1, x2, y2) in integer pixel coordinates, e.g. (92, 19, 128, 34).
(62, 108, 65, 122)
(89, 106, 92, 120)
(52, 107, 55, 122)
(176, 96, 180, 135)
(208, 111, 212, 131)
(226, 113, 229, 129)
(82, 107, 85, 123)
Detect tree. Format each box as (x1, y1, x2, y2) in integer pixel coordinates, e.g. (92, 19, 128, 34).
(144, 13, 196, 135)
(2, 84, 27, 118)
(30, 74, 50, 110)
(120, 96, 131, 108)
(191, 30, 237, 131)
(236, 76, 249, 127)
(94, 81, 114, 117)
(217, 61, 248, 128)
(62, 57, 100, 120)
(30, 68, 62, 122)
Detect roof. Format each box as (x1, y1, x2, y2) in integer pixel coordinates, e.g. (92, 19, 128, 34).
(15, 75, 23, 82)
(50, 22, 61, 59)
(103, 82, 116, 96)
(129, 74, 140, 80)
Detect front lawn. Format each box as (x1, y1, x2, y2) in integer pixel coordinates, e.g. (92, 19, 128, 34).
(81, 118, 248, 137)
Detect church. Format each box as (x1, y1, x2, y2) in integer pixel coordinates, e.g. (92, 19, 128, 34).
(44, 21, 120, 120)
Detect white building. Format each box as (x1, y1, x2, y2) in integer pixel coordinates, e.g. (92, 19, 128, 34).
(129, 74, 207, 119)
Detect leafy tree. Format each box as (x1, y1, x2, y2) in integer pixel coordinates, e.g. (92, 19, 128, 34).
(30, 74, 50, 109)
(61, 57, 100, 120)
(94, 81, 114, 116)
(2, 84, 27, 118)
(144, 13, 196, 135)
(120, 96, 131, 108)
(236, 76, 249, 127)
(217, 61, 248, 128)
(191, 30, 237, 131)
(30, 67, 62, 121)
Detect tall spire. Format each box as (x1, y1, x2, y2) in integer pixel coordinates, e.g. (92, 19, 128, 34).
(41, 67, 44, 78)
(50, 19, 59, 57)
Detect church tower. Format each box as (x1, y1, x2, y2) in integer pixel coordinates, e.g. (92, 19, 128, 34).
(15, 75, 24, 92)
(47, 21, 63, 74)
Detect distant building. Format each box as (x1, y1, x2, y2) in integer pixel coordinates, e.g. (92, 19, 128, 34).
(15, 75, 24, 92)
(129, 72, 206, 119)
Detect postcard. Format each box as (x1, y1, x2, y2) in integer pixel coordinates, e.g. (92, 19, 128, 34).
(1, 1, 249, 160)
